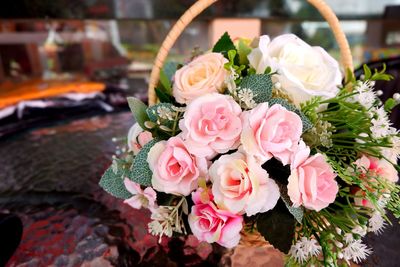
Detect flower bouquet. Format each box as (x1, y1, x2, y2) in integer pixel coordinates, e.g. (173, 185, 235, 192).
(99, 1, 400, 266)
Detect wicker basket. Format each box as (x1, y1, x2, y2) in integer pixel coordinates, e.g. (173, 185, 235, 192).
(146, 0, 354, 250)
(147, 0, 353, 106)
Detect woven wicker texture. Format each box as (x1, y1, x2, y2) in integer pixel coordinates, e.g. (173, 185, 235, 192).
(147, 0, 354, 105)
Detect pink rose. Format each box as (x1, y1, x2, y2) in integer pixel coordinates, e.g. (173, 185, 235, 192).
(209, 150, 280, 216)
(354, 155, 398, 183)
(352, 189, 374, 208)
(179, 93, 242, 158)
(188, 188, 243, 248)
(287, 141, 338, 211)
(173, 53, 228, 104)
(241, 103, 302, 165)
(147, 136, 208, 196)
(127, 123, 153, 155)
(123, 178, 157, 211)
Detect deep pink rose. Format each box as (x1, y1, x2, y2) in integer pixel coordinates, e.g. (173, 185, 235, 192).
(147, 136, 208, 196)
(287, 141, 338, 211)
(173, 52, 228, 104)
(352, 155, 398, 207)
(188, 188, 243, 248)
(179, 93, 242, 158)
(354, 155, 398, 183)
(241, 103, 302, 165)
(209, 150, 280, 216)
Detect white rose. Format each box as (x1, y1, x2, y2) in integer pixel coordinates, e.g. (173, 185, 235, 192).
(248, 34, 342, 107)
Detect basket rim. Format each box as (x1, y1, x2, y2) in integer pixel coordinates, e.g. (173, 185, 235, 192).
(147, 0, 354, 106)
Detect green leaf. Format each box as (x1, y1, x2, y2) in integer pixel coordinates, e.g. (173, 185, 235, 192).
(99, 161, 132, 199)
(276, 181, 304, 223)
(157, 62, 179, 95)
(384, 98, 397, 112)
(159, 69, 172, 94)
(239, 74, 273, 104)
(155, 87, 174, 104)
(281, 197, 303, 224)
(238, 39, 252, 65)
(129, 139, 158, 186)
(268, 98, 313, 133)
(127, 97, 149, 129)
(163, 62, 179, 81)
(363, 64, 372, 80)
(256, 200, 296, 253)
(212, 32, 236, 55)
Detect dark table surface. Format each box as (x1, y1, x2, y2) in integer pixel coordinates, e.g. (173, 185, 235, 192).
(0, 111, 399, 266)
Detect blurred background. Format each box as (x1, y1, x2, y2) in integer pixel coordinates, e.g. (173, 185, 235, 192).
(1, 0, 400, 130)
(1, 1, 400, 266)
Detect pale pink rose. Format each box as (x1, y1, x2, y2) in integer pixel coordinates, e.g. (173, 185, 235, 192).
(127, 123, 153, 155)
(287, 141, 338, 211)
(173, 52, 228, 104)
(123, 178, 157, 210)
(354, 155, 398, 183)
(179, 93, 242, 158)
(188, 188, 243, 248)
(241, 103, 302, 165)
(209, 150, 280, 216)
(147, 136, 208, 196)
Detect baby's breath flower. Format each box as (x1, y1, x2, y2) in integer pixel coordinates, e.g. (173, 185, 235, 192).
(225, 66, 239, 94)
(147, 197, 188, 242)
(306, 116, 333, 148)
(157, 106, 174, 121)
(237, 88, 257, 109)
(171, 106, 186, 113)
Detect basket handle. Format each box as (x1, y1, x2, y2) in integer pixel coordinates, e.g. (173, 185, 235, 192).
(147, 0, 354, 106)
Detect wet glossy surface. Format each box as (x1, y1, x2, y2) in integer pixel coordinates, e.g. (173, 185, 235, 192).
(0, 112, 220, 266)
(0, 112, 399, 266)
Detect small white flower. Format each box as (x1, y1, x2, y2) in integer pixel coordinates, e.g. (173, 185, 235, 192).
(336, 227, 342, 235)
(344, 233, 354, 244)
(370, 107, 394, 139)
(350, 80, 377, 109)
(351, 225, 367, 237)
(147, 198, 187, 242)
(225, 67, 239, 94)
(355, 132, 369, 144)
(237, 88, 257, 109)
(148, 221, 163, 236)
(342, 239, 372, 264)
(368, 211, 387, 235)
(289, 242, 308, 263)
(382, 135, 400, 161)
(157, 106, 174, 120)
(289, 237, 321, 263)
